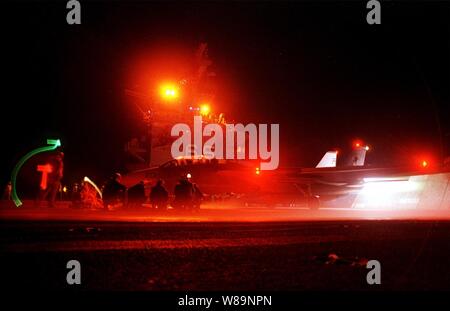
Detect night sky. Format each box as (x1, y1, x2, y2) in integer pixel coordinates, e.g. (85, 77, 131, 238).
(1, 0, 449, 186)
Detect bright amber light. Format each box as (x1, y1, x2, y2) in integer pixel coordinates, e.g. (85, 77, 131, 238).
(421, 160, 428, 168)
(200, 104, 210, 116)
(255, 167, 261, 175)
(160, 85, 178, 100)
(165, 89, 175, 96)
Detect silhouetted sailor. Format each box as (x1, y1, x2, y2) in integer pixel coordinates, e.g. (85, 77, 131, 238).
(128, 181, 146, 207)
(150, 179, 169, 209)
(38, 151, 64, 208)
(102, 173, 126, 210)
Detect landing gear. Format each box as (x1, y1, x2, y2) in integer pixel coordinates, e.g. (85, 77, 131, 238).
(299, 183, 320, 209)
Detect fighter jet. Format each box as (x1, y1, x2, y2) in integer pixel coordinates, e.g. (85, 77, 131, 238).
(121, 145, 372, 208)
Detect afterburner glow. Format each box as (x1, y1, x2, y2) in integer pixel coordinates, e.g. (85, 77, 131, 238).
(354, 178, 422, 210)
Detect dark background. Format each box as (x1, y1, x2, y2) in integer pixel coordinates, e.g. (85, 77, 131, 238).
(1, 0, 449, 187)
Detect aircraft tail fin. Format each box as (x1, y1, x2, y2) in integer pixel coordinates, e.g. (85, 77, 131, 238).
(346, 146, 367, 166)
(316, 151, 338, 168)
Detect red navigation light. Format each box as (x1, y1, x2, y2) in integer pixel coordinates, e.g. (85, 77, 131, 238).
(353, 139, 364, 149)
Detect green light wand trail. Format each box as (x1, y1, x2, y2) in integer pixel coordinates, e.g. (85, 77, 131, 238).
(11, 139, 61, 207)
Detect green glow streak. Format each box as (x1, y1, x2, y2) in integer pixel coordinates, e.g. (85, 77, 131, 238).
(83, 176, 103, 199)
(11, 139, 61, 207)
(47, 139, 61, 147)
